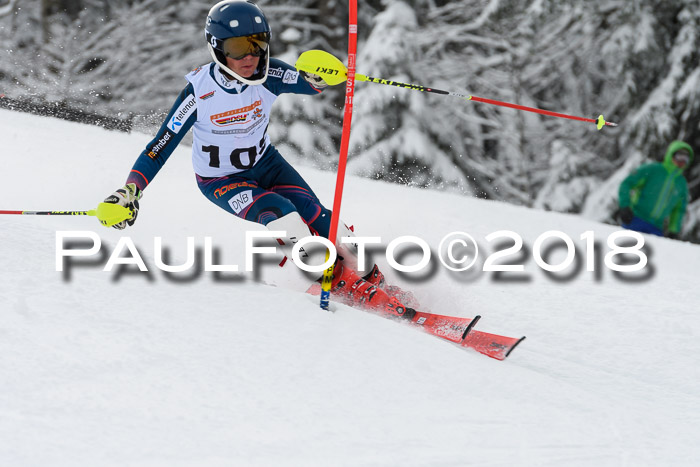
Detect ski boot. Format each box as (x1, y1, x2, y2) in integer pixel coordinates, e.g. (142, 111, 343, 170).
(362, 264, 420, 309)
(330, 261, 415, 319)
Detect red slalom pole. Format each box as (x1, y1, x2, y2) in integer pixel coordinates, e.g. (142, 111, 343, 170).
(320, 0, 358, 310)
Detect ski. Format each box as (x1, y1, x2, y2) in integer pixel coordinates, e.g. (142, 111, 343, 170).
(408, 311, 525, 360)
(306, 284, 525, 360)
(409, 311, 480, 343)
(462, 329, 526, 361)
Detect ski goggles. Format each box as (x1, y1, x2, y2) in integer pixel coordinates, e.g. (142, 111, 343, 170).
(673, 150, 690, 165)
(223, 33, 270, 60)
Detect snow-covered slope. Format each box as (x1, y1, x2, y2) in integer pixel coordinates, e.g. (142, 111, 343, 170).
(1, 109, 699, 466)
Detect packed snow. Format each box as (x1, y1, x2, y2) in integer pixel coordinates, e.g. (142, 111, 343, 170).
(1, 109, 699, 466)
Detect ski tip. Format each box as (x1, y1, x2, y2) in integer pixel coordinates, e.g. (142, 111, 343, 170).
(461, 315, 481, 340)
(505, 336, 526, 358)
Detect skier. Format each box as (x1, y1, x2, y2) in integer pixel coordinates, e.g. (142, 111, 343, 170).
(103, 0, 415, 317)
(618, 140, 694, 238)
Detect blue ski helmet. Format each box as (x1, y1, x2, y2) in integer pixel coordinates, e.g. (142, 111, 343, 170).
(205, 0, 271, 85)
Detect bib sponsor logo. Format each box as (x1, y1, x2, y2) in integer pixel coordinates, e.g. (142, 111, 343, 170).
(228, 190, 254, 214)
(211, 117, 266, 135)
(199, 90, 215, 100)
(211, 100, 263, 126)
(168, 95, 196, 134)
(283, 70, 299, 84)
(216, 114, 248, 125)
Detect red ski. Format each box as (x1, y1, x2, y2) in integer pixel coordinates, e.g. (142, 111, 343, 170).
(408, 311, 525, 361)
(306, 284, 525, 360)
(461, 329, 526, 361)
(409, 311, 480, 343)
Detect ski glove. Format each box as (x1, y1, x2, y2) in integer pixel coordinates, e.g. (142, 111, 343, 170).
(300, 71, 328, 89)
(103, 183, 142, 230)
(619, 207, 634, 225)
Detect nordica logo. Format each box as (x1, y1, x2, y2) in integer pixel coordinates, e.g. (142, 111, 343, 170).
(168, 96, 196, 134)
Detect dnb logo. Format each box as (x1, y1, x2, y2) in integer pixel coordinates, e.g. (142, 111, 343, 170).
(228, 190, 253, 214)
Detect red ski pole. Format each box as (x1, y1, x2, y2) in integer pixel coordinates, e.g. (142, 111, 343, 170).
(296, 53, 618, 130)
(0, 209, 96, 216)
(0, 204, 134, 226)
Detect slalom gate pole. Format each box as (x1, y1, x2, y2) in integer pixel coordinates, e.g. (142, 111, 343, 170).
(295, 51, 618, 130)
(0, 203, 134, 227)
(319, 0, 358, 311)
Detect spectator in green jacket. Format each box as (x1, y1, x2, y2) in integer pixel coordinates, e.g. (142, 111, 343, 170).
(618, 140, 693, 238)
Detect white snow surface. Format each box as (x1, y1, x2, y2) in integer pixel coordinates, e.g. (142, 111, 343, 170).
(1, 109, 700, 466)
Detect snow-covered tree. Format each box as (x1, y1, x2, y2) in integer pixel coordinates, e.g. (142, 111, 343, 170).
(574, 0, 700, 240)
(262, 0, 351, 167)
(348, 0, 472, 193)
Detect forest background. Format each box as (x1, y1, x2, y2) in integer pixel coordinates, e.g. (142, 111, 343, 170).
(2, 0, 699, 242)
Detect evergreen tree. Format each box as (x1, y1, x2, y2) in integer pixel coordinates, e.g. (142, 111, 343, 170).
(262, 0, 349, 168)
(349, 0, 471, 193)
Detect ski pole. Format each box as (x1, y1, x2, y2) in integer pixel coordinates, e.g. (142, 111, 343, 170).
(0, 209, 95, 216)
(296, 50, 618, 130)
(0, 203, 134, 227)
